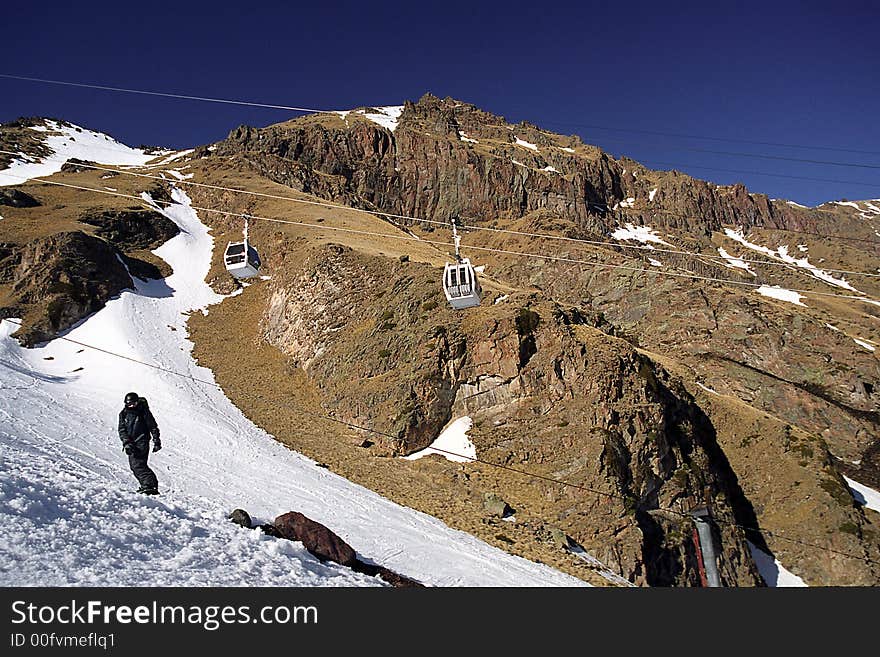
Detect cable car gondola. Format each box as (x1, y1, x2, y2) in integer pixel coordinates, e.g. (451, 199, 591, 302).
(224, 215, 261, 279)
(442, 218, 482, 309)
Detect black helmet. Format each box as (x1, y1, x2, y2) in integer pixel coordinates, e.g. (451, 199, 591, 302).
(124, 392, 139, 407)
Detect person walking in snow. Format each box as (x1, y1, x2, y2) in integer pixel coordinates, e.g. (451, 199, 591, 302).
(118, 391, 162, 495)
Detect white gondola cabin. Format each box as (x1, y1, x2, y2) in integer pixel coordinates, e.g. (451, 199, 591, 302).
(443, 257, 482, 309)
(224, 216, 261, 279)
(442, 218, 482, 309)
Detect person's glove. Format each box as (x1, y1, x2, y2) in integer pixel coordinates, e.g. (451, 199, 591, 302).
(152, 438, 162, 453)
(122, 444, 133, 455)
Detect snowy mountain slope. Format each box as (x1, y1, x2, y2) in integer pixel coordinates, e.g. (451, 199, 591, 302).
(0, 119, 157, 187)
(0, 187, 589, 587)
(0, 441, 382, 586)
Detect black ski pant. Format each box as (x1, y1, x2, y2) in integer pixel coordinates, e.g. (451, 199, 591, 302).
(127, 439, 158, 491)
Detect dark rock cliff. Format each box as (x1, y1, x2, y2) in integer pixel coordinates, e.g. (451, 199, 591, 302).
(209, 94, 855, 242)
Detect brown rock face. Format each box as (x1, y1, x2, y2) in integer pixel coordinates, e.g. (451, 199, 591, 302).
(0, 188, 40, 208)
(9, 231, 133, 345)
(210, 94, 850, 242)
(78, 207, 179, 252)
(259, 243, 772, 586)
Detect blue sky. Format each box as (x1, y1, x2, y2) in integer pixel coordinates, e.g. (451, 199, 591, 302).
(2, 0, 877, 206)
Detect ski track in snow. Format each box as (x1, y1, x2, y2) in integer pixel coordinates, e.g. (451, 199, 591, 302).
(0, 442, 379, 586)
(0, 188, 589, 588)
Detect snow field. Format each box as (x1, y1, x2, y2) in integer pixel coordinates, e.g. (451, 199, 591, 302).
(747, 542, 807, 587)
(724, 228, 858, 292)
(717, 247, 756, 275)
(336, 106, 403, 132)
(0, 441, 380, 586)
(756, 285, 807, 307)
(845, 476, 880, 514)
(514, 137, 539, 151)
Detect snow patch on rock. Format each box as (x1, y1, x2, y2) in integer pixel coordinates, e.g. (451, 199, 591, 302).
(0, 120, 155, 187)
(404, 417, 476, 463)
(757, 285, 807, 307)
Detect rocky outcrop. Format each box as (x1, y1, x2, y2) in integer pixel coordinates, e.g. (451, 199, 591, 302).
(210, 94, 853, 243)
(227, 509, 253, 529)
(0, 117, 54, 169)
(0, 196, 179, 346)
(7, 231, 133, 346)
(254, 237, 880, 585)
(258, 243, 767, 585)
(78, 206, 179, 251)
(0, 189, 40, 208)
(273, 511, 422, 587)
(60, 158, 98, 174)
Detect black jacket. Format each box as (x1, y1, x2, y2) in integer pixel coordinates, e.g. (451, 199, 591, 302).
(118, 398, 160, 448)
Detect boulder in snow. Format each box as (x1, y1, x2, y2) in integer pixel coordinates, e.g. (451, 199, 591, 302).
(274, 511, 358, 566)
(272, 511, 423, 587)
(227, 508, 252, 529)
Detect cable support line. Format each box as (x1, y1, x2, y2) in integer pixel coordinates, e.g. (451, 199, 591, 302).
(0, 74, 329, 113)
(543, 132, 880, 168)
(6, 171, 880, 307)
(372, 119, 880, 190)
(599, 203, 880, 248)
(2, 316, 877, 568)
(531, 118, 880, 157)
(685, 148, 880, 170)
(4, 150, 880, 280)
(4, 71, 879, 162)
(421, 124, 880, 170)
(642, 159, 880, 188)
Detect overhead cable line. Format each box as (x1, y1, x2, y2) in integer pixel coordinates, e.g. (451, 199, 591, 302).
(641, 159, 880, 188)
(3, 149, 880, 281)
(541, 132, 880, 168)
(0, 73, 330, 113)
(532, 117, 880, 156)
(3, 72, 878, 160)
(685, 148, 880, 170)
(608, 205, 880, 248)
(2, 317, 876, 568)
(5, 170, 880, 308)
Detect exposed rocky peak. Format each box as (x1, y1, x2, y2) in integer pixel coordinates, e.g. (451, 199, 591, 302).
(399, 94, 462, 137)
(208, 94, 864, 250)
